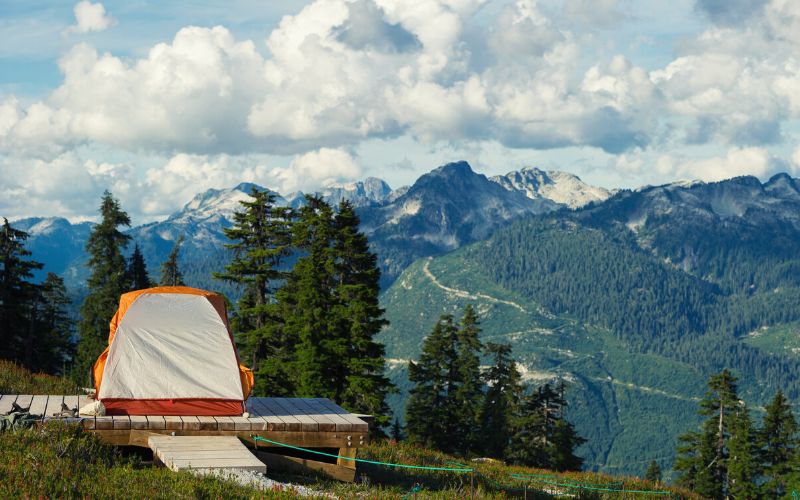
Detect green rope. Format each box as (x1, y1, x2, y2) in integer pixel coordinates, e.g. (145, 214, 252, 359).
(250, 436, 473, 472)
(511, 472, 623, 488)
(511, 474, 673, 496)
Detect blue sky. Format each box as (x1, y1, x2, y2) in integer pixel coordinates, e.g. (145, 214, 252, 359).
(2, 0, 800, 223)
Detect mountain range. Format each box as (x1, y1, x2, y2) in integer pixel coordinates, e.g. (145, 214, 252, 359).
(13, 163, 608, 292)
(9, 162, 800, 477)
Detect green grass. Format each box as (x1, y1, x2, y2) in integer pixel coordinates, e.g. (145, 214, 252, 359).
(0, 360, 79, 394)
(0, 421, 296, 499)
(0, 361, 699, 498)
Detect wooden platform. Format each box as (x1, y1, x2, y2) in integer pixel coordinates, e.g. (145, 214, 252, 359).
(148, 435, 266, 473)
(0, 394, 369, 481)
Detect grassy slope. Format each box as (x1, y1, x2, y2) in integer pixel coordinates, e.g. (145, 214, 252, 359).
(0, 360, 695, 498)
(379, 254, 707, 479)
(744, 321, 800, 357)
(0, 360, 80, 394)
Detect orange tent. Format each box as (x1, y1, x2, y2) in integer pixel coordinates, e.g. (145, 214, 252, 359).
(93, 286, 254, 416)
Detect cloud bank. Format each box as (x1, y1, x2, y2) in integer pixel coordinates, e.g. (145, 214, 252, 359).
(2, 0, 800, 220)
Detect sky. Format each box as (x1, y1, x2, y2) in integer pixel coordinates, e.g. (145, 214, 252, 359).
(2, 0, 800, 223)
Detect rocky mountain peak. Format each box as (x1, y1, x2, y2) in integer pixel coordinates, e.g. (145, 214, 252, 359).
(490, 167, 611, 209)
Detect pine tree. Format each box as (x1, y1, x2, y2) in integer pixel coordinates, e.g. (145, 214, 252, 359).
(727, 403, 759, 499)
(759, 390, 798, 498)
(390, 418, 404, 442)
(452, 304, 483, 455)
(288, 196, 340, 399)
(160, 235, 185, 287)
(0, 218, 43, 366)
(645, 460, 662, 483)
(127, 243, 151, 290)
(31, 273, 74, 374)
(76, 191, 131, 386)
(675, 369, 740, 499)
(507, 381, 584, 470)
(332, 200, 394, 428)
(481, 342, 522, 459)
(405, 314, 460, 452)
(214, 188, 293, 396)
(549, 381, 585, 472)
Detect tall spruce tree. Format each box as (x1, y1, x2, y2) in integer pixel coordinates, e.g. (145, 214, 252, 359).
(759, 390, 798, 498)
(214, 188, 293, 396)
(332, 200, 393, 427)
(76, 191, 131, 386)
(548, 381, 585, 471)
(127, 243, 151, 290)
(480, 342, 522, 459)
(405, 314, 461, 452)
(32, 273, 74, 374)
(451, 304, 483, 454)
(0, 218, 43, 365)
(645, 460, 662, 483)
(675, 369, 741, 499)
(507, 381, 584, 470)
(727, 403, 759, 499)
(288, 196, 340, 399)
(160, 235, 185, 287)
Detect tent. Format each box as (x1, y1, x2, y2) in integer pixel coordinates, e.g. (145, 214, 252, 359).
(93, 286, 254, 416)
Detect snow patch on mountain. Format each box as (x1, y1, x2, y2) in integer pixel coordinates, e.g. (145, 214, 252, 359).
(490, 167, 610, 209)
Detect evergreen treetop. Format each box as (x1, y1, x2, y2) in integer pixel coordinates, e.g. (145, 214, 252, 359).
(160, 235, 185, 287)
(127, 243, 151, 290)
(0, 218, 43, 366)
(214, 188, 293, 396)
(759, 390, 798, 497)
(76, 190, 131, 386)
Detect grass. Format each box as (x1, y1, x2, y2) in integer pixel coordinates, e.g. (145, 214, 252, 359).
(0, 361, 699, 498)
(0, 359, 79, 394)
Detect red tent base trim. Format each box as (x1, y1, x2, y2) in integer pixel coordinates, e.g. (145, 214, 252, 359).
(101, 398, 245, 416)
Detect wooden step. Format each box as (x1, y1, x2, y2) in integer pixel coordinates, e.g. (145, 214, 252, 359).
(148, 435, 266, 474)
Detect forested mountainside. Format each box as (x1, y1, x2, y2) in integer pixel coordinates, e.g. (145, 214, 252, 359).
(379, 173, 800, 477)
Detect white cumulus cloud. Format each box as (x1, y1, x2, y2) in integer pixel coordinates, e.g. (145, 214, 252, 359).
(270, 148, 363, 193)
(67, 1, 116, 34)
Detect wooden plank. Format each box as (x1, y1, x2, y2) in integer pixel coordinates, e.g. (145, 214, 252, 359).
(291, 398, 337, 432)
(303, 398, 351, 431)
(181, 416, 201, 431)
(314, 398, 369, 432)
(196, 416, 218, 431)
(337, 447, 357, 469)
(213, 416, 236, 431)
(229, 416, 252, 431)
(148, 435, 265, 473)
(256, 451, 356, 482)
(14, 395, 33, 410)
(259, 398, 304, 431)
(273, 398, 317, 431)
(92, 429, 363, 448)
(249, 398, 287, 431)
(129, 415, 149, 430)
(164, 416, 183, 430)
(28, 395, 49, 417)
(76, 395, 92, 412)
(146, 416, 166, 430)
(243, 399, 269, 431)
(44, 395, 64, 418)
(0, 395, 18, 414)
(112, 415, 131, 430)
(94, 416, 114, 430)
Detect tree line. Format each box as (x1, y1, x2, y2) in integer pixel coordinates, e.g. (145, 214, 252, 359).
(674, 369, 799, 498)
(403, 304, 585, 470)
(0, 219, 72, 374)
